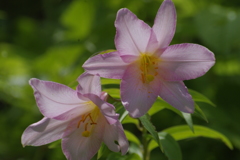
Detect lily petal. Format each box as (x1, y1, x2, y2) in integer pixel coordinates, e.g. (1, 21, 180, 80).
(121, 63, 161, 118)
(103, 121, 129, 155)
(83, 51, 127, 79)
(145, 29, 161, 56)
(86, 93, 119, 125)
(62, 119, 103, 160)
(115, 8, 152, 56)
(120, 55, 139, 63)
(30, 78, 89, 120)
(77, 72, 101, 96)
(21, 117, 68, 146)
(152, 0, 176, 49)
(159, 43, 215, 81)
(159, 80, 194, 113)
(53, 103, 95, 121)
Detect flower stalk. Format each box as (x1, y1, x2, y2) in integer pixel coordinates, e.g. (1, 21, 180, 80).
(142, 126, 150, 160)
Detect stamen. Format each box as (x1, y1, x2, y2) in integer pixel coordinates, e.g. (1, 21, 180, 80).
(84, 123, 89, 131)
(139, 54, 159, 84)
(77, 111, 98, 138)
(77, 113, 97, 128)
(88, 114, 96, 124)
(77, 114, 85, 128)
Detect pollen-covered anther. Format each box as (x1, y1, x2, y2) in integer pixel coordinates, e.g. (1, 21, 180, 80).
(82, 130, 90, 137)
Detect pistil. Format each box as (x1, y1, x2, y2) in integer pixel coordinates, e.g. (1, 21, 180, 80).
(139, 54, 159, 84)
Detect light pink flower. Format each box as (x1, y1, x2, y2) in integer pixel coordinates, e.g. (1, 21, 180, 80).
(21, 73, 128, 160)
(83, 0, 215, 118)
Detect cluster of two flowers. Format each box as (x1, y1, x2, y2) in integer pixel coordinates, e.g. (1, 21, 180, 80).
(21, 0, 215, 160)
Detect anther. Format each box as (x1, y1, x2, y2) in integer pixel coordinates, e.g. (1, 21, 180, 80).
(82, 131, 90, 137)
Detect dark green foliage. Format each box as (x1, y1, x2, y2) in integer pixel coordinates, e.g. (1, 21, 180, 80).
(0, 0, 240, 159)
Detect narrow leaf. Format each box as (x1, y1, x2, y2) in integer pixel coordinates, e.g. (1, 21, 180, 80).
(106, 153, 141, 160)
(124, 130, 141, 145)
(157, 97, 183, 117)
(91, 49, 117, 57)
(98, 49, 116, 55)
(148, 132, 182, 160)
(139, 114, 161, 150)
(148, 99, 166, 115)
(181, 112, 194, 132)
(120, 110, 129, 122)
(163, 125, 233, 149)
(193, 103, 208, 122)
(159, 132, 182, 160)
(149, 98, 194, 131)
(189, 89, 215, 106)
(48, 140, 61, 149)
(128, 143, 142, 159)
(101, 78, 120, 85)
(97, 143, 110, 160)
(103, 88, 120, 99)
(122, 115, 139, 126)
(125, 153, 141, 160)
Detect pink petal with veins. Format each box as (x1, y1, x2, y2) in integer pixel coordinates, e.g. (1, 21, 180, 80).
(83, 51, 127, 79)
(158, 43, 215, 81)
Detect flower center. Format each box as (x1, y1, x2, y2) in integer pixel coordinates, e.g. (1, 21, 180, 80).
(77, 106, 100, 137)
(139, 54, 159, 84)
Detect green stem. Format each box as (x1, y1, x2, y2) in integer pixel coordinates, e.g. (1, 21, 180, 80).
(142, 126, 150, 160)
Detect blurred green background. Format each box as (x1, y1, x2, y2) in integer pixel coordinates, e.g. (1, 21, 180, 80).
(0, 0, 240, 159)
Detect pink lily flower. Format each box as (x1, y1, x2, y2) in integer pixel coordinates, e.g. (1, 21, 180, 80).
(83, 0, 215, 118)
(21, 73, 128, 160)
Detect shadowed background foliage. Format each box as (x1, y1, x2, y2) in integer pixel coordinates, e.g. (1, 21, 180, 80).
(0, 0, 240, 159)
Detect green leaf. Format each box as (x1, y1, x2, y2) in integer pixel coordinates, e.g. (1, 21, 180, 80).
(98, 49, 117, 55)
(148, 98, 194, 131)
(128, 143, 142, 159)
(148, 97, 182, 117)
(90, 49, 117, 59)
(139, 114, 161, 150)
(103, 88, 120, 99)
(106, 153, 124, 160)
(163, 125, 233, 150)
(106, 152, 141, 160)
(125, 153, 141, 160)
(122, 115, 139, 126)
(120, 110, 129, 122)
(189, 89, 215, 106)
(147, 99, 166, 116)
(193, 103, 208, 122)
(181, 112, 194, 132)
(148, 132, 182, 160)
(101, 78, 120, 85)
(97, 143, 110, 160)
(124, 130, 141, 145)
(48, 140, 61, 149)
